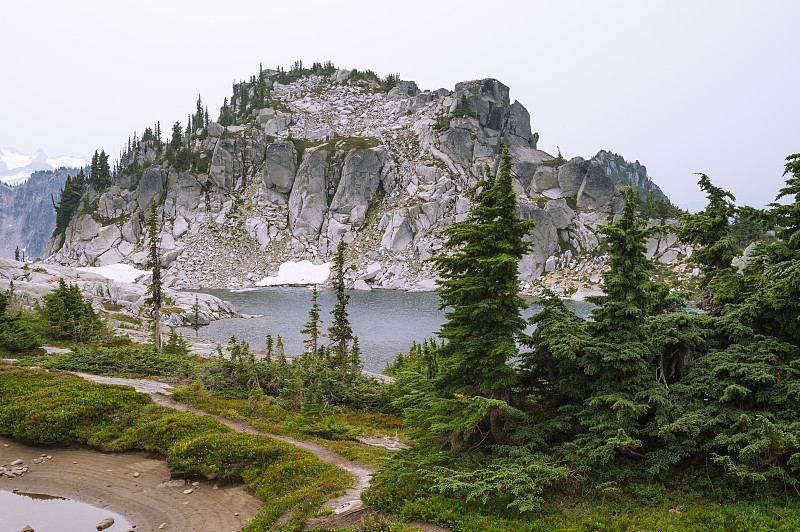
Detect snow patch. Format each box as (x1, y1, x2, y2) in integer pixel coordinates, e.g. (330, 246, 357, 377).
(48, 155, 89, 169)
(0, 147, 33, 170)
(255, 260, 331, 286)
(0, 171, 35, 186)
(77, 263, 148, 283)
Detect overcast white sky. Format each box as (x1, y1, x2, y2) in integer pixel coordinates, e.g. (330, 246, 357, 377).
(2, 0, 798, 211)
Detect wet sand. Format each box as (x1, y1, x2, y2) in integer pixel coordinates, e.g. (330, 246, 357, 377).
(0, 435, 262, 532)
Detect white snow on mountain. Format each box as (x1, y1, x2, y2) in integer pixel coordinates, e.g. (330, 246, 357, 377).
(0, 147, 89, 185)
(255, 260, 332, 286)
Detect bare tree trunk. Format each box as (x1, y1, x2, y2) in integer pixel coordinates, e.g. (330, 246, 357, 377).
(154, 310, 162, 352)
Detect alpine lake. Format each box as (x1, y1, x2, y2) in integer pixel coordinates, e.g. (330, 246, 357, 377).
(179, 287, 596, 373)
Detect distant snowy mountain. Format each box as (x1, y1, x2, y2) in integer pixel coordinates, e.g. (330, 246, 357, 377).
(0, 147, 88, 185)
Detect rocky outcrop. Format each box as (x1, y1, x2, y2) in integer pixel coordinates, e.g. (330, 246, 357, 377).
(44, 70, 687, 293)
(328, 148, 385, 229)
(593, 150, 669, 201)
(263, 142, 298, 194)
(289, 149, 330, 238)
(0, 258, 236, 327)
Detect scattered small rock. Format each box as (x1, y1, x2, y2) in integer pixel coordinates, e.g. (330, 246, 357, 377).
(159, 523, 167, 529)
(10, 459, 23, 466)
(234, 512, 239, 516)
(158, 479, 185, 488)
(183, 488, 193, 494)
(133, 472, 140, 478)
(96, 516, 115, 530)
(191, 481, 199, 487)
(21, 526, 34, 532)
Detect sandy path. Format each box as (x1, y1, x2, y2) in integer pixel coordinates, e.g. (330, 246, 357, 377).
(70, 373, 451, 531)
(75, 372, 375, 515)
(0, 436, 262, 532)
(150, 394, 374, 515)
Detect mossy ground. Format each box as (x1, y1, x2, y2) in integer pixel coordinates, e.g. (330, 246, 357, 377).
(0, 364, 351, 531)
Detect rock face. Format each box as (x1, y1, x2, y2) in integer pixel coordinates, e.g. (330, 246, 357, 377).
(593, 150, 669, 201)
(44, 71, 686, 292)
(263, 142, 298, 194)
(0, 258, 237, 327)
(0, 168, 74, 260)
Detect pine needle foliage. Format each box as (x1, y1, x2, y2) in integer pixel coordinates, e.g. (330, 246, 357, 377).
(40, 278, 106, 343)
(431, 143, 534, 444)
(328, 241, 353, 374)
(144, 202, 163, 352)
(679, 174, 741, 311)
(680, 173, 740, 288)
(576, 188, 678, 447)
(300, 284, 323, 361)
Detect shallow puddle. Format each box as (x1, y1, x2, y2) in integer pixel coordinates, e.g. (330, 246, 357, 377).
(0, 489, 133, 531)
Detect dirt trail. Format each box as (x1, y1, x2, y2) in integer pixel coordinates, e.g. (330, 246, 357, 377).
(149, 394, 374, 515)
(75, 373, 451, 531)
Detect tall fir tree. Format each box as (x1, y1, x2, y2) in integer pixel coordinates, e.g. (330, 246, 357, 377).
(301, 284, 323, 366)
(328, 241, 353, 376)
(432, 143, 534, 443)
(170, 121, 183, 150)
(97, 150, 111, 189)
(679, 174, 740, 311)
(576, 188, 675, 444)
(145, 202, 163, 352)
(54, 168, 85, 235)
(89, 150, 99, 189)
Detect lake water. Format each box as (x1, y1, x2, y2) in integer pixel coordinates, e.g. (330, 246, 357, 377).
(0, 490, 132, 531)
(180, 287, 595, 373)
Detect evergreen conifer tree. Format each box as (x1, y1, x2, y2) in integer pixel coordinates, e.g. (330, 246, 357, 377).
(679, 174, 740, 311)
(170, 121, 183, 150)
(145, 202, 163, 352)
(54, 169, 86, 236)
(41, 279, 105, 342)
(432, 144, 534, 443)
(576, 189, 675, 444)
(191, 295, 201, 334)
(328, 241, 353, 376)
(301, 284, 323, 368)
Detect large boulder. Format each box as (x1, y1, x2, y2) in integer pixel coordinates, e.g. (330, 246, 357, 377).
(262, 142, 298, 194)
(507, 101, 536, 148)
(517, 204, 559, 279)
(439, 127, 474, 169)
(289, 149, 330, 238)
(510, 145, 550, 192)
(387, 80, 420, 99)
(576, 160, 615, 209)
(166, 172, 204, 220)
(380, 210, 414, 252)
(454, 79, 511, 131)
(208, 138, 237, 190)
(557, 157, 616, 209)
(329, 148, 385, 228)
(544, 198, 575, 230)
(531, 166, 559, 194)
(558, 157, 589, 197)
(135, 167, 167, 211)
